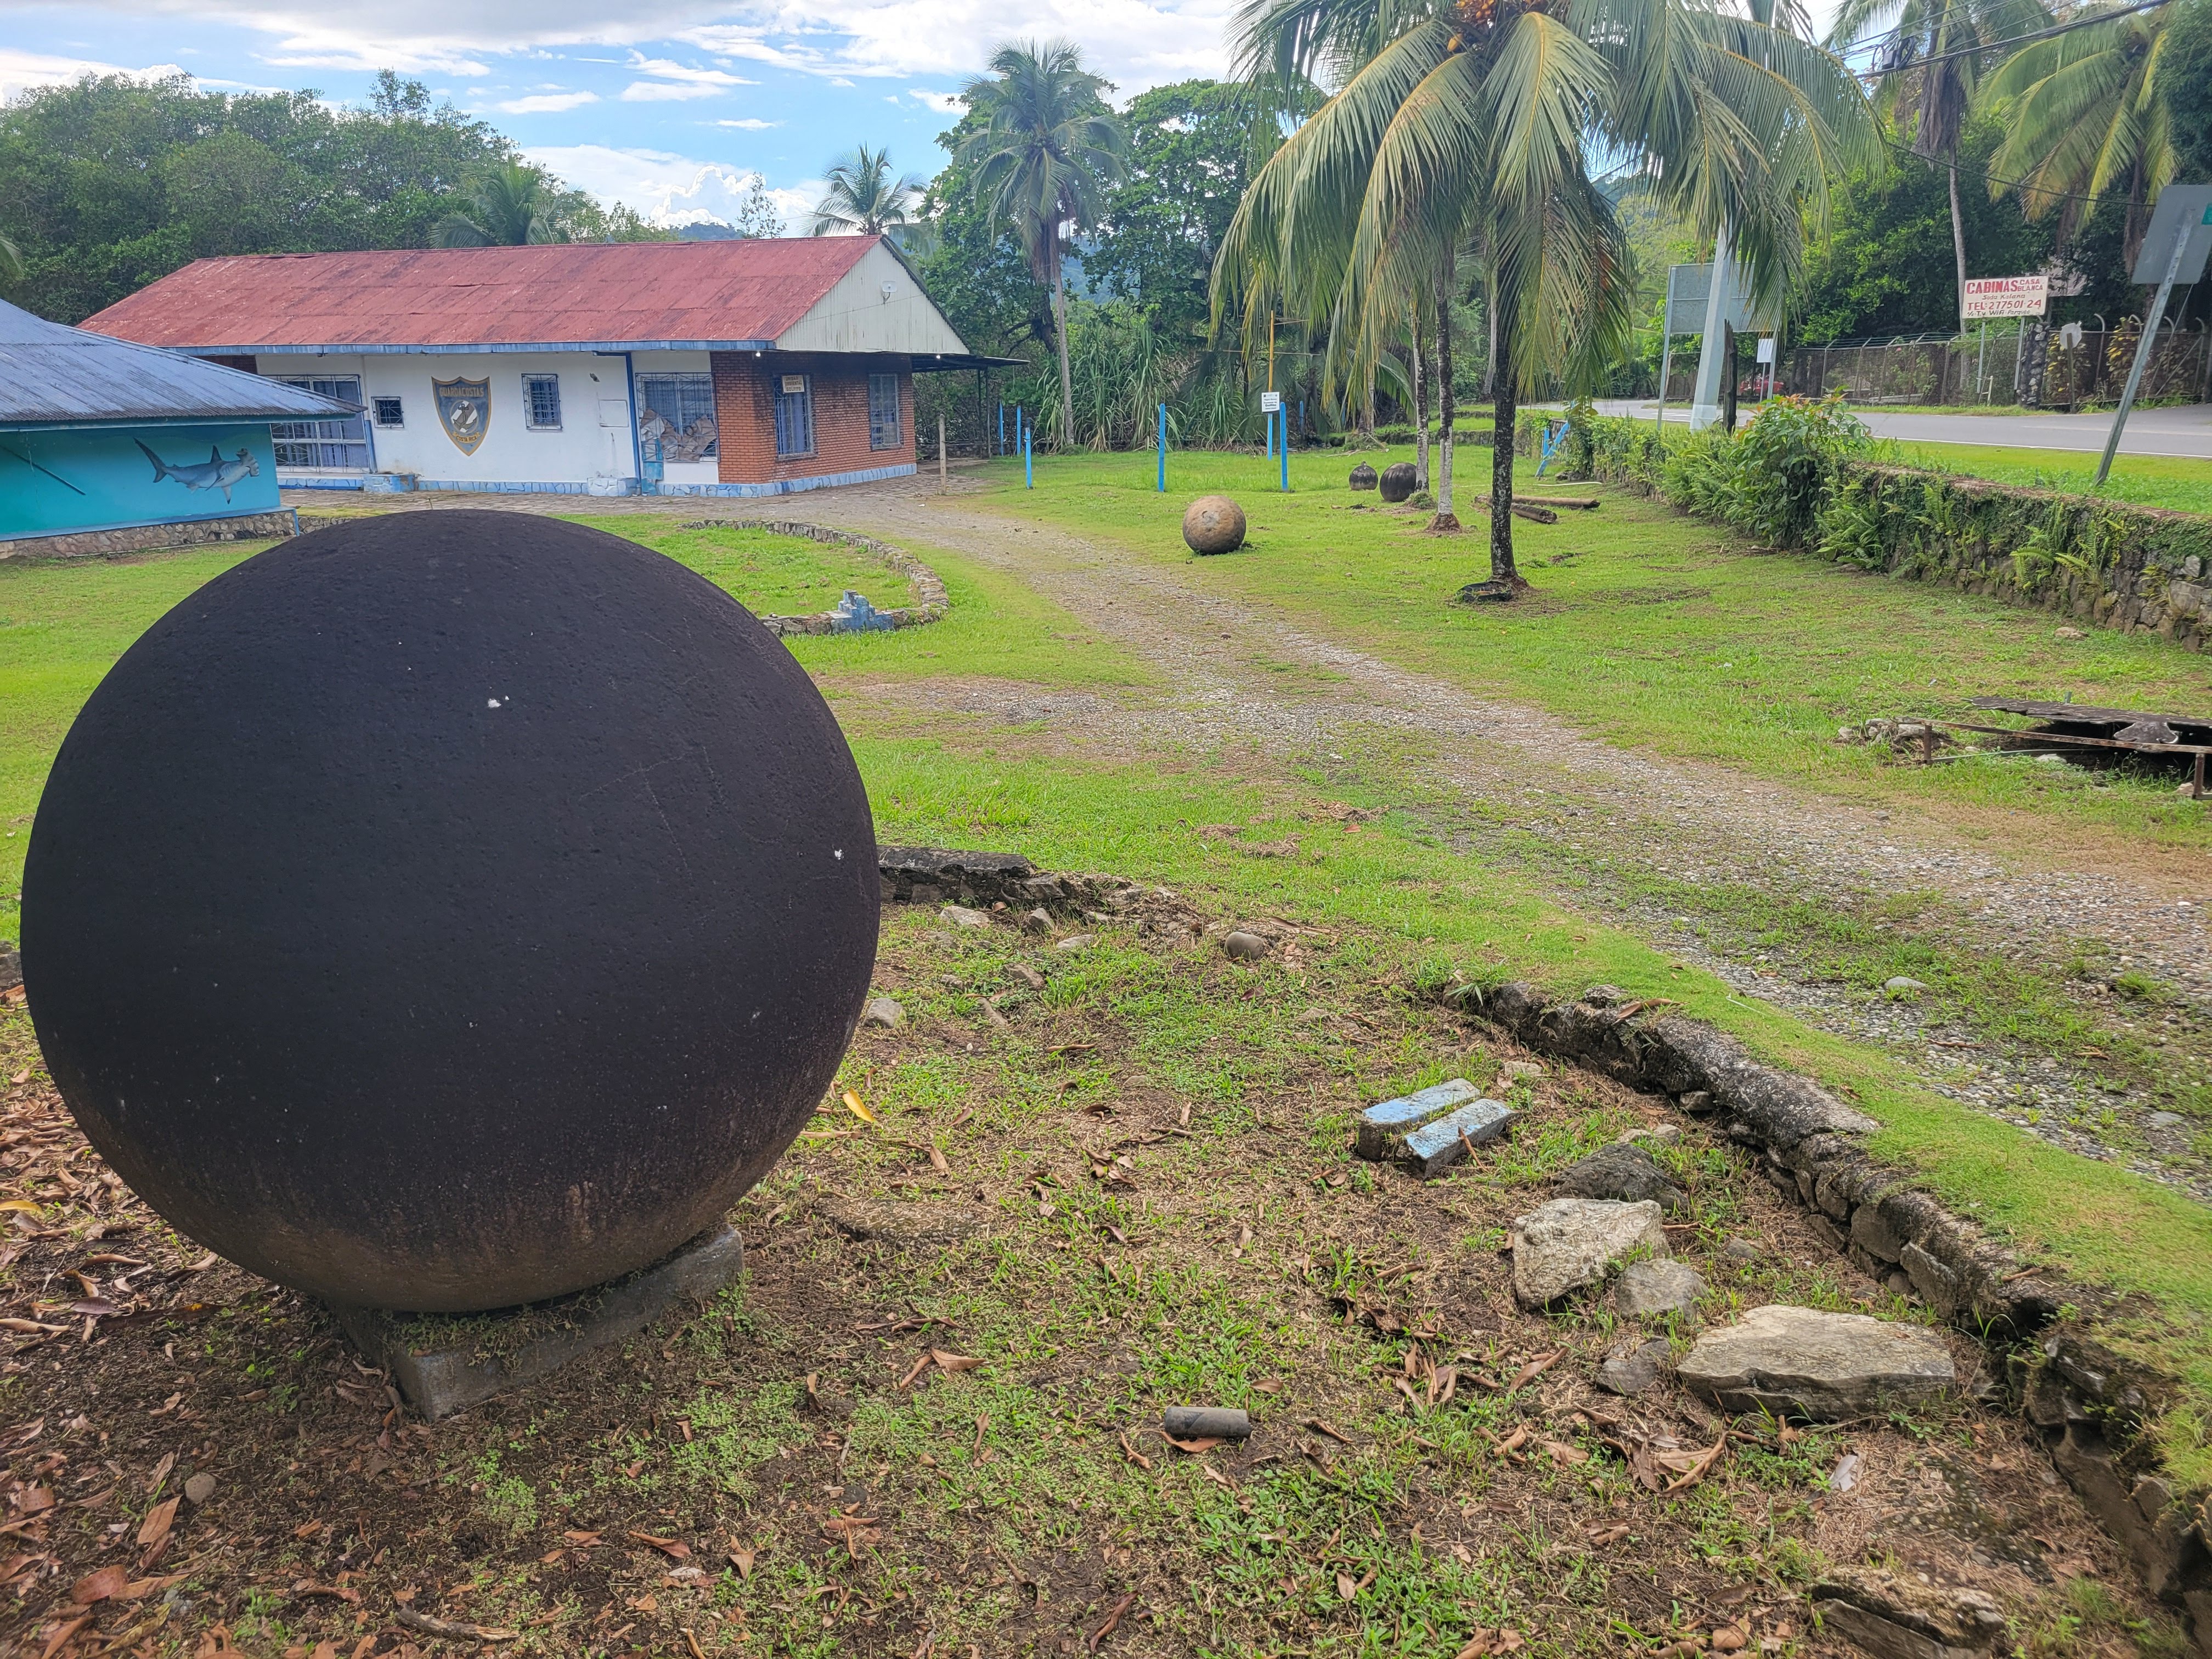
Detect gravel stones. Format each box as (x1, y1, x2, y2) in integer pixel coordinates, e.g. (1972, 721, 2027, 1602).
(1613, 1259, 1706, 1319)
(1379, 462, 1416, 503)
(1558, 1142, 1686, 1212)
(1222, 930, 1269, 961)
(860, 997, 904, 1030)
(1510, 1198, 1669, 1308)
(1596, 1336, 1671, 1395)
(1675, 1304, 1956, 1420)
(1182, 495, 1246, 554)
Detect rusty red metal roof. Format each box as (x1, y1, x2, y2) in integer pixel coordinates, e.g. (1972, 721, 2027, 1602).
(80, 238, 888, 354)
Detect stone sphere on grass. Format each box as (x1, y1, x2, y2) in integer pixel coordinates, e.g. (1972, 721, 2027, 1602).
(1182, 495, 1247, 555)
(1348, 462, 1378, 491)
(21, 510, 879, 1313)
(1379, 462, 1417, 503)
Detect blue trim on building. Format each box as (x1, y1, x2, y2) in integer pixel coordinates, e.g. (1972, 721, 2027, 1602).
(193, 340, 778, 358)
(287, 464, 919, 499)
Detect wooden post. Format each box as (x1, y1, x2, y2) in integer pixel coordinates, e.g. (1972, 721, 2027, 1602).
(938, 416, 947, 493)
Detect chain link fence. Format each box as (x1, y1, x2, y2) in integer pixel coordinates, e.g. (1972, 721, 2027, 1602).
(1782, 320, 2212, 408)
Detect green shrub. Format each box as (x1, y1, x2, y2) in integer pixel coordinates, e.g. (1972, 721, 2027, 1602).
(1657, 394, 1871, 549)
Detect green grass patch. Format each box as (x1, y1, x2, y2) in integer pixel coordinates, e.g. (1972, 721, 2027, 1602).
(1888, 440, 2212, 518)
(973, 446, 2212, 851)
(574, 518, 920, 616)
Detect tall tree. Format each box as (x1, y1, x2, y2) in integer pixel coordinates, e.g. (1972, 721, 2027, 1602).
(956, 40, 1130, 448)
(431, 162, 564, 246)
(1979, 1, 2176, 267)
(809, 144, 924, 236)
(1826, 0, 2051, 319)
(1220, 0, 1875, 588)
(1087, 80, 1260, 342)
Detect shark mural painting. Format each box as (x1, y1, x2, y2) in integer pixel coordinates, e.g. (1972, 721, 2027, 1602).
(136, 440, 262, 503)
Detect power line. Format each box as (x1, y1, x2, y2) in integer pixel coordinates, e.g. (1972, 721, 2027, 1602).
(1833, 0, 2170, 74)
(1882, 130, 2153, 207)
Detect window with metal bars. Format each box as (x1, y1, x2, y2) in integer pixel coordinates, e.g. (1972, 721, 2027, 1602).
(774, 374, 814, 458)
(867, 372, 901, 450)
(523, 374, 562, 430)
(272, 376, 369, 469)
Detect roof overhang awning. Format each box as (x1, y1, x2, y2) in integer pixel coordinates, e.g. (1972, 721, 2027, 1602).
(909, 353, 1029, 374)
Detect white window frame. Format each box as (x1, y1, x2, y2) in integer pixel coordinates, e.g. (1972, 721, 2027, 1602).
(371, 395, 405, 429)
(774, 373, 815, 459)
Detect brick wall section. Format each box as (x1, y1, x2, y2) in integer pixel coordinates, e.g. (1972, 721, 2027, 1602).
(709, 353, 913, 487)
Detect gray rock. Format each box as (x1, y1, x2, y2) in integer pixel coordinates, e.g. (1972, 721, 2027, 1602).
(1614, 1259, 1706, 1319)
(1163, 1405, 1250, 1440)
(1810, 1567, 2007, 1658)
(1355, 1079, 1479, 1160)
(860, 997, 904, 1030)
(1020, 907, 1053, 934)
(1510, 1198, 1668, 1308)
(1719, 1236, 1762, 1264)
(1620, 1124, 1681, 1148)
(817, 1193, 983, 1248)
(1678, 1090, 1716, 1115)
(941, 904, 991, 928)
(1223, 930, 1269, 960)
(1676, 1304, 1956, 1420)
(1499, 1059, 1545, 1080)
(1007, 963, 1045, 990)
(1884, 976, 1929, 997)
(1596, 1337, 1670, 1395)
(1055, 935, 1094, 953)
(1559, 1143, 1686, 1213)
(183, 1472, 217, 1505)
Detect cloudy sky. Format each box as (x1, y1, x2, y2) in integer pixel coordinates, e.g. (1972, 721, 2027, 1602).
(0, 0, 1242, 227)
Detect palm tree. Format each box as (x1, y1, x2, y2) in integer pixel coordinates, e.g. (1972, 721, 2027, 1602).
(432, 162, 566, 248)
(1826, 0, 2050, 318)
(957, 41, 1130, 449)
(1220, 0, 1874, 588)
(1979, 1, 2175, 266)
(809, 145, 926, 237)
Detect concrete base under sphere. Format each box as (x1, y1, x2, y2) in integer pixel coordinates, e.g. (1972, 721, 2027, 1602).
(1182, 495, 1246, 554)
(21, 510, 879, 1313)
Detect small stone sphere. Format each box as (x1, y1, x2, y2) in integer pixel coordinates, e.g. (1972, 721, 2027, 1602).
(1348, 462, 1379, 491)
(1182, 495, 1247, 555)
(1379, 462, 1417, 503)
(21, 511, 880, 1313)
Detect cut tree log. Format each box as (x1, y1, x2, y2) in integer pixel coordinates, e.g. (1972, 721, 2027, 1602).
(1517, 495, 1600, 510)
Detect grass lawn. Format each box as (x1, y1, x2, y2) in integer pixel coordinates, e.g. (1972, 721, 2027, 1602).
(1881, 441, 2212, 517)
(967, 445, 2212, 856)
(582, 521, 921, 616)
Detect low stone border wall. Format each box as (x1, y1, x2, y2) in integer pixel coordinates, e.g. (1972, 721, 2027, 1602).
(1460, 979, 2211, 1654)
(0, 509, 298, 562)
(678, 520, 947, 636)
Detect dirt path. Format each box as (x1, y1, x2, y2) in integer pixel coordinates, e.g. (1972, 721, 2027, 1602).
(301, 479, 2211, 1192)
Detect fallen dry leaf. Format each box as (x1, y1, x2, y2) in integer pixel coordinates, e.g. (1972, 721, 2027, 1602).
(71, 1565, 128, 1603)
(1163, 1435, 1223, 1455)
(1712, 1628, 1747, 1652)
(1542, 1439, 1591, 1466)
(1500, 1351, 1564, 1393)
(136, 1496, 178, 1548)
(1118, 1432, 1153, 1471)
(1087, 1592, 1136, 1652)
(929, 1350, 983, 1372)
(562, 1530, 601, 1547)
(728, 1545, 756, 1578)
(841, 1089, 877, 1126)
(1587, 1524, 1630, 1547)
(928, 1144, 949, 1174)
(628, 1531, 691, 1559)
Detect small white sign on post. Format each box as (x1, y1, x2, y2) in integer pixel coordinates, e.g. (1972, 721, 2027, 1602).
(1961, 275, 2050, 320)
(1260, 390, 1283, 413)
(1754, 336, 1776, 364)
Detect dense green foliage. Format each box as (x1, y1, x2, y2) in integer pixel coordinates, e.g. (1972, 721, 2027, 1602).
(2166, 0, 2212, 180)
(0, 71, 660, 323)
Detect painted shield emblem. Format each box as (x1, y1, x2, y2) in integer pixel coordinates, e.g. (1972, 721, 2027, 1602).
(434, 377, 490, 455)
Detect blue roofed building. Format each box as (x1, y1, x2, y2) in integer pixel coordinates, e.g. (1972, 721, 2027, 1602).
(1, 298, 357, 559)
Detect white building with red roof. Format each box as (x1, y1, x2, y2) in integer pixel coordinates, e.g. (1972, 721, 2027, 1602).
(81, 236, 1001, 498)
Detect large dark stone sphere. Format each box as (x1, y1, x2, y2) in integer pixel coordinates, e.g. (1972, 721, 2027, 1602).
(1379, 462, 1417, 503)
(21, 511, 878, 1313)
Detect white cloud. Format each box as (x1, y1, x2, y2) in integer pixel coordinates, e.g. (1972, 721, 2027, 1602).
(908, 87, 961, 111)
(627, 53, 755, 85)
(524, 142, 812, 228)
(496, 89, 599, 111)
(0, 47, 187, 101)
(621, 78, 727, 99)
(715, 116, 781, 128)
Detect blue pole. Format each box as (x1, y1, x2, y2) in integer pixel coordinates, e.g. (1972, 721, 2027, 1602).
(998, 404, 1005, 455)
(1024, 427, 1033, 489)
(1279, 411, 1290, 492)
(1265, 404, 1274, 459)
(1016, 405, 1024, 456)
(1156, 403, 1167, 492)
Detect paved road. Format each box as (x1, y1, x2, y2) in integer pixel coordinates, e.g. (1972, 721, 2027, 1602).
(1588, 399, 2212, 458)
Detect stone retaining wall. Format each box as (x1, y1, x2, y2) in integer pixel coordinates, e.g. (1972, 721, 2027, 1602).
(677, 520, 947, 635)
(1, 510, 298, 562)
(1462, 979, 2211, 1654)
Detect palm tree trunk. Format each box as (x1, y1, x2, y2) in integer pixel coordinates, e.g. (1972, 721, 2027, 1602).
(1491, 371, 1518, 587)
(1413, 314, 1429, 492)
(1053, 243, 1076, 451)
(1947, 158, 1968, 324)
(1433, 252, 1458, 529)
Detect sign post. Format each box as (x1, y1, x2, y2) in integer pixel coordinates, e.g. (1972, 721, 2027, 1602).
(2097, 187, 2212, 487)
(1157, 402, 1167, 493)
(1261, 389, 1282, 465)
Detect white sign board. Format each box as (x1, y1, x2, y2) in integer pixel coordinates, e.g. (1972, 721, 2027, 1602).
(2131, 187, 2212, 284)
(1663, 264, 1780, 334)
(1260, 390, 1282, 413)
(780, 374, 806, 394)
(1961, 275, 2049, 320)
(1754, 336, 1776, 364)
